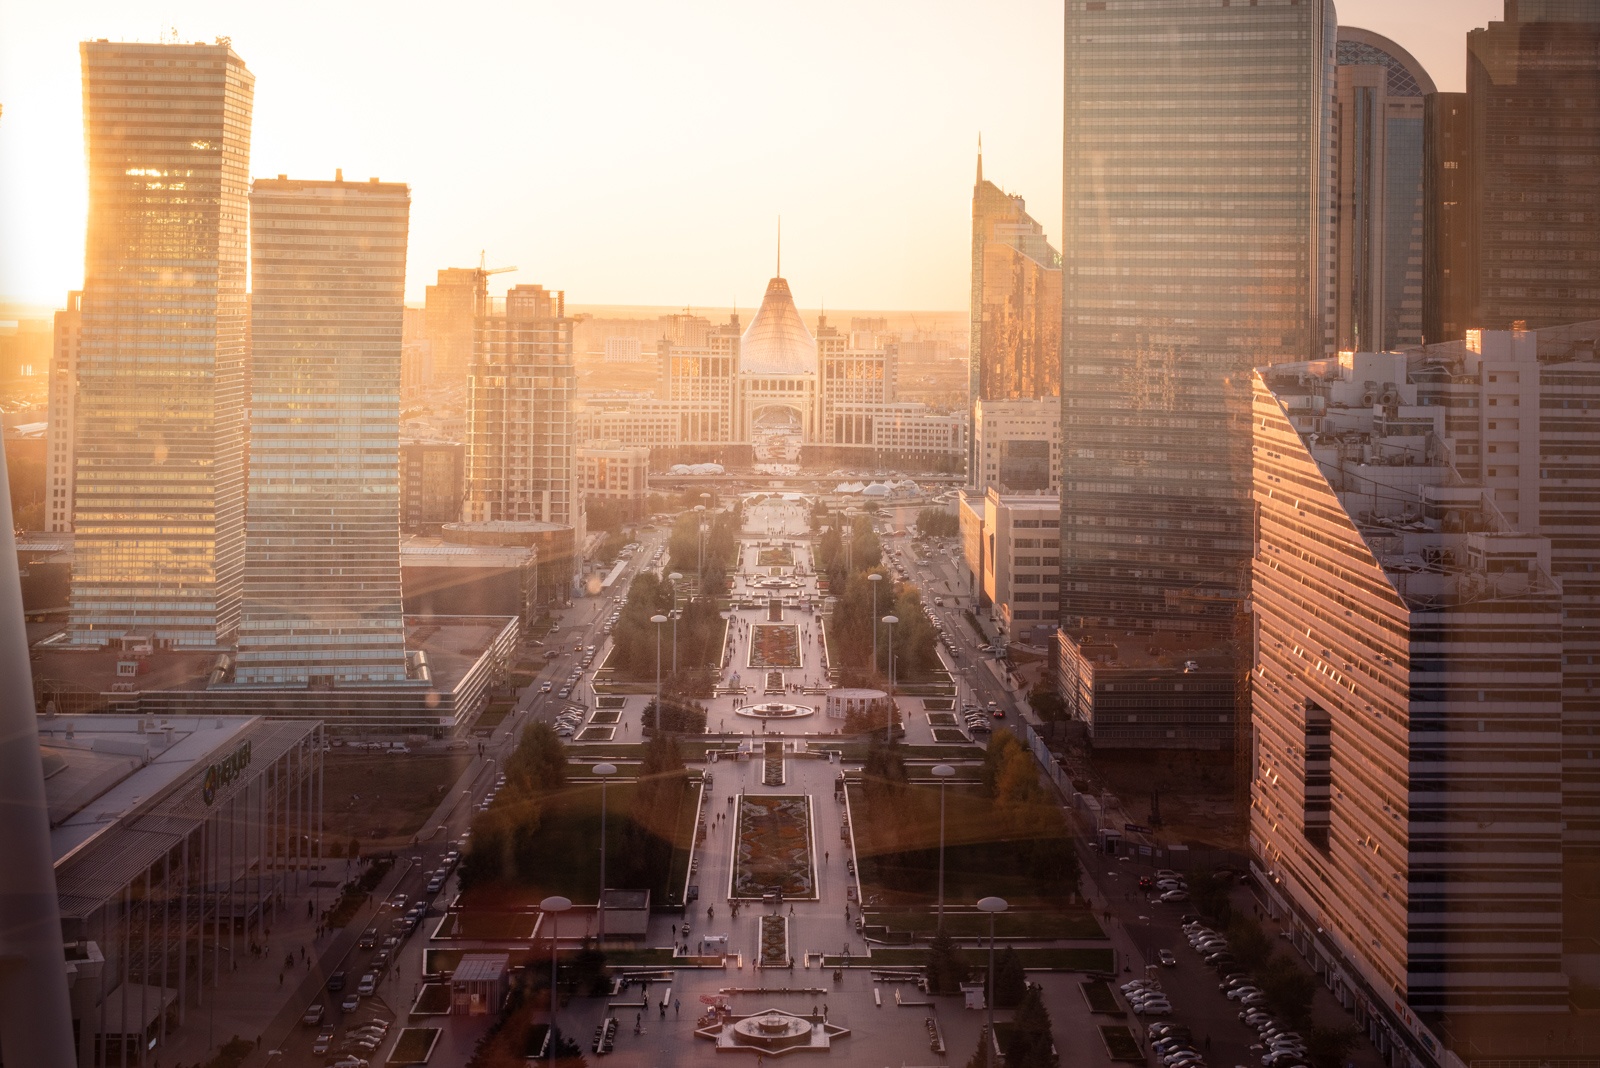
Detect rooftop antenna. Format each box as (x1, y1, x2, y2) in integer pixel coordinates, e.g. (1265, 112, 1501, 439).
(776, 216, 782, 277)
(977, 132, 983, 184)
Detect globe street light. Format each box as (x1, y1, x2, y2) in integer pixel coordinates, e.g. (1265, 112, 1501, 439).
(932, 764, 956, 929)
(540, 894, 572, 1068)
(651, 614, 669, 733)
(694, 505, 708, 588)
(868, 572, 883, 673)
(881, 614, 898, 744)
(593, 763, 617, 945)
(977, 895, 1009, 1068)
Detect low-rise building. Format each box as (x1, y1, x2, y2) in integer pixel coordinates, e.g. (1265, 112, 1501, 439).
(577, 440, 650, 517)
(958, 488, 1059, 641)
(971, 397, 1059, 495)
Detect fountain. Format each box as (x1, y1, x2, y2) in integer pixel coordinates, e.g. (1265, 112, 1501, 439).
(695, 1008, 850, 1055)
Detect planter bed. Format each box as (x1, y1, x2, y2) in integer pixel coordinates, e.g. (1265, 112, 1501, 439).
(731, 794, 814, 899)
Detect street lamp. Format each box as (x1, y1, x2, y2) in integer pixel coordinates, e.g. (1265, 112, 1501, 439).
(881, 614, 898, 744)
(593, 764, 617, 945)
(651, 614, 669, 733)
(540, 894, 572, 1068)
(668, 573, 684, 674)
(868, 573, 883, 673)
(977, 895, 1009, 1068)
(932, 764, 956, 929)
(694, 505, 708, 588)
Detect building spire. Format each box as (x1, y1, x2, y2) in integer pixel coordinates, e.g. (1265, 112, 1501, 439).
(776, 215, 782, 277)
(976, 132, 983, 184)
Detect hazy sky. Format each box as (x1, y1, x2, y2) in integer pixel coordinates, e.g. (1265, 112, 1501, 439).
(0, 0, 1503, 312)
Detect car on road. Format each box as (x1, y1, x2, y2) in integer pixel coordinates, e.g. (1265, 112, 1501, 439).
(427, 874, 445, 893)
(341, 993, 361, 1013)
(1157, 949, 1177, 967)
(313, 1029, 335, 1055)
(357, 972, 377, 995)
(330, 1057, 368, 1068)
(540, 682, 552, 693)
(357, 928, 378, 949)
(558, 688, 571, 698)
(302, 1003, 325, 1026)
(327, 970, 347, 992)
(1160, 889, 1190, 903)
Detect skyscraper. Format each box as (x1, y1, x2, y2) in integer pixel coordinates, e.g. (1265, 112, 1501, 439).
(463, 285, 579, 527)
(1466, 1, 1600, 332)
(45, 292, 81, 534)
(235, 175, 412, 685)
(1422, 90, 1472, 343)
(970, 151, 1062, 407)
(70, 40, 254, 648)
(1055, 0, 1335, 750)
(425, 266, 492, 389)
(1332, 28, 1434, 352)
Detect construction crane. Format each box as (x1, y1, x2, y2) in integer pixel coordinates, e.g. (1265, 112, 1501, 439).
(473, 250, 516, 313)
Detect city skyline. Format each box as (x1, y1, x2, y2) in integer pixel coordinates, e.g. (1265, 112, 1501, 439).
(0, 0, 1502, 312)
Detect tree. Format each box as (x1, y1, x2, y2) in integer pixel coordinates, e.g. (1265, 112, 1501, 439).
(1002, 984, 1057, 1068)
(1226, 914, 1273, 972)
(993, 946, 1027, 1008)
(1188, 870, 1234, 926)
(925, 929, 970, 995)
(1260, 953, 1318, 1028)
(1305, 1026, 1360, 1068)
(641, 696, 707, 736)
(916, 506, 960, 538)
(506, 722, 567, 795)
(1027, 681, 1066, 723)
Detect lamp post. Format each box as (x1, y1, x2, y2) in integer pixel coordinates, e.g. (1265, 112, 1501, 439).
(668, 573, 683, 674)
(868, 572, 882, 674)
(977, 895, 1009, 1068)
(881, 614, 898, 744)
(651, 614, 669, 733)
(694, 504, 707, 588)
(593, 763, 617, 945)
(540, 894, 572, 1067)
(932, 764, 956, 929)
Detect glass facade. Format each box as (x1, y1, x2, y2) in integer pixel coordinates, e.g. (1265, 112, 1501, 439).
(1059, 0, 1335, 647)
(70, 41, 254, 648)
(970, 160, 1062, 407)
(234, 178, 412, 685)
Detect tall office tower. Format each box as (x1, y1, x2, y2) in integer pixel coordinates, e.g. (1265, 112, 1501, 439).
(70, 40, 253, 648)
(1332, 28, 1434, 352)
(463, 285, 578, 526)
(1467, 1, 1600, 331)
(45, 292, 81, 533)
(1056, 0, 1335, 751)
(1250, 328, 1600, 1052)
(1422, 91, 1472, 343)
(235, 176, 411, 685)
(969, 151, 1061, 479)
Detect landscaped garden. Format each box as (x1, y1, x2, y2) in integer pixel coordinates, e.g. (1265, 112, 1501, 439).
(757, 546, 795, 568)
(387, 1027, 439, 1066)
(732, 794, 814, 899)
(749, 624, 802, 668)
(931, 727, 969, 742)
(762, 740, 785, 786)
(927, 712, 958, 726)
(758, 915, 790, 967)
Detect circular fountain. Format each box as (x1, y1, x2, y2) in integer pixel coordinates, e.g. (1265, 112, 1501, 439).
(736, 702, 814, 720)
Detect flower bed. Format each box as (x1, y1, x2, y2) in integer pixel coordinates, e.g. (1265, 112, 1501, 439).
(387, 1027, 440, 1066)
(758, 546, 795, 568)
(762, 740, 785, 786)
(576, 726, 615, 741)
(758, 915, 790, 967)
(732, 794, 814, 899)
(749, 624, 802, 668)
(931, 727, 969, 743)
(926, 712, 958, 726)
(589, 709, 621, 724)
(596, 696, 626, 708)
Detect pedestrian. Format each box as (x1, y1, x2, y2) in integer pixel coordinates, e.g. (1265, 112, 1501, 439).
(675, 999, 680, 1017)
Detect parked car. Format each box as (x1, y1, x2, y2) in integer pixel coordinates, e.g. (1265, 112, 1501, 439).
(357, 972, 377, 996)
(313, 1029, 335, 1054)
(302, 1003, 325, 1026)
(341, 993, 361, 1013)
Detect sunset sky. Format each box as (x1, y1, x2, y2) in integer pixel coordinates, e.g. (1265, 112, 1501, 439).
(0, 0, 1503, 313)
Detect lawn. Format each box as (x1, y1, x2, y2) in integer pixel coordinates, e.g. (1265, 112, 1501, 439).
(1080, 980, 1121, 1013)
(927, 712, 958, 726)
(1099, 1024, 1144, 1063)
(931, 727, 969, 742)
(432, 911, 539, 940)
(323, 751, 470, 850)
(387, 1027, 439, 1066)
(476, 701, 514, 730)
(864, 909, 1104, 942)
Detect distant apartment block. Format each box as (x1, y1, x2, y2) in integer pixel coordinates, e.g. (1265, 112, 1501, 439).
(401, 440, 466, 532)
(235, 175, 412, 685)
(463, 285, 580, 530)
(70, 40, 255, 648)
(604, 336, 643, 363)
(45, 292, 80, 533)
(577, 440, 650, 516)
(424, 267, 487, 388)
(958, 488, 1059, 642)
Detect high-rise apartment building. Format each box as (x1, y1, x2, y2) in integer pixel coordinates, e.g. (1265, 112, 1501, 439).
(400, 440, 466, 532)
(969, 153, 1061, 441)
(1422, 91, 1472, 343)
(234, 176, 411, 685)
(1250, 327, 1600, 1054)
(70, 40, 254, 648)
(45, 292, 81, 533)
(1466, 2, 1600, 332)
(425, 267, 490, 389)
(463, 285, 579, 527)
(1056, 0, 1336, 750)
(1332, 28, 1434, 352)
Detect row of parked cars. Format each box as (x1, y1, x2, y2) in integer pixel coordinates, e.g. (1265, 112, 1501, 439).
(1183, 920, 1312, 1067)
(554, 706, 586, 737)
(1140, 868, 1192, 903)
(1121, 977, 1173, 1016)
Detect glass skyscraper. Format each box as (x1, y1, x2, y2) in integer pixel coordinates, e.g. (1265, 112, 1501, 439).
(1056, 0, 1335, 748)
(234, 176, 412, 685)
(70, 40, 254, 648)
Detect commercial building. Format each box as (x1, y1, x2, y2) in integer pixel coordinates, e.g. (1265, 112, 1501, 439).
(1332, 28, 1433, 352)
(71, 40, 255, 649)
(577, 440, 650, 516)
(45, 292, 80, 533)
(463, 285, 580, 534)
(41, 715, 323, 1066)
(236, 175, 411, 685)
(971, 397, 1059, 496)
(970, 151, 1061, 410)
(1422, 91, 1471, 344)
(400, 440, 466, 532)
(959, 488, 1059, 644)
(1250, 343, 1584, 1060)
(1057, 0, 1336, 751)
(1465, 2, 1600, 333)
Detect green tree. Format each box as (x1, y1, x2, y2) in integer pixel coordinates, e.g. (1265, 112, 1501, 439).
(1188, 870, 1234, 926)
(1226, 913, 1273, 972)
(1305, 1025, 1360, 1068)
(1002, 983, 1057, 1068)
(993, 946, 1028, 1008)
(1027, 681, 1066, 723)
(924, 929, 970, 995)
(1260, 953, 1318, 1028)
(506, 722, 568, 794)
(916, 506, 960, 538)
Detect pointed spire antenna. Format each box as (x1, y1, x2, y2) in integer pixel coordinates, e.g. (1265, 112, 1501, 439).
(776, 215, 782, 277)
(976, 132, 983, 184)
